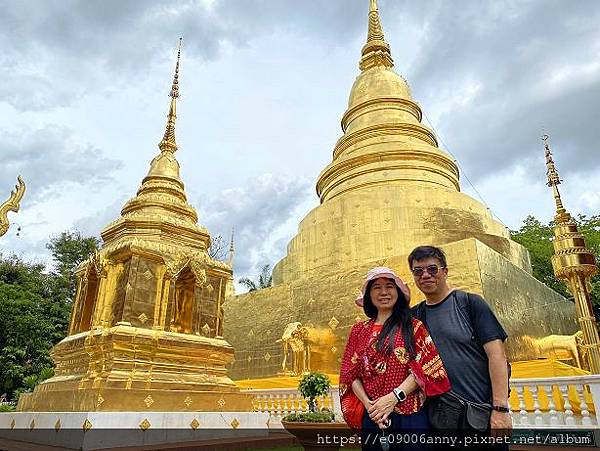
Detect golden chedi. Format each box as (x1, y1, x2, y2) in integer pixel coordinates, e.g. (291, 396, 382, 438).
(224, 0, 578, 381)
(18, 41, 252, 412)
(543, 135, 600, 373)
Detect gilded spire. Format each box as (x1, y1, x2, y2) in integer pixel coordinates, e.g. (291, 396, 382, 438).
(106, 37, 205, 244)
(542, 134, 571, 224)
(159, 38, 182, 153)
(360, 0, 394, 70)
(228, 227, 235, 265)
(544, 133, 600, 373)
(367, 0, 385, 42)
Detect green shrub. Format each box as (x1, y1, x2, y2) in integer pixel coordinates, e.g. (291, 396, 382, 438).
(298, 371, 331, 413)
(283, 411, 335, 422)
(0, 404, 15, 412)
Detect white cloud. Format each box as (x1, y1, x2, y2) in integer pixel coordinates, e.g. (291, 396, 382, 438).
(0, 125, 122, 204)
(1, 0, 599, 280)
(194, 173, 313, 284)
(463, 165, 600, 230)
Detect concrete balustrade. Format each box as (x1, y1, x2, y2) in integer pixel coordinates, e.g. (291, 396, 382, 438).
(243, 375, 600, 429)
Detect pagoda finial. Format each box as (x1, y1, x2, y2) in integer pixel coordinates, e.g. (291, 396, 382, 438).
(542, 134, 571, 224)
(228, 227, 235, 265)
(360, 0, 394, 71)
(367, 0, 385, 42)
(159, 38, 182, 153)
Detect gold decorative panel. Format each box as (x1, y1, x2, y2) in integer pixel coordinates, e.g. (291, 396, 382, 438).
(143, 395, 154, 408)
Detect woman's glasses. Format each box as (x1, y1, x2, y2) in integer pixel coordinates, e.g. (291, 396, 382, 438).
(411, 265, 445, 277)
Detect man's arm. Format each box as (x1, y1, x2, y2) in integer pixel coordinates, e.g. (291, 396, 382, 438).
(483, 339, 512, 433)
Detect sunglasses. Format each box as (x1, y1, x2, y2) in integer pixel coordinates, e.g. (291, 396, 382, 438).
(411, 265, 446, 277)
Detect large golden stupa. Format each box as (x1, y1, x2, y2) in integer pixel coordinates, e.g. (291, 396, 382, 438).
(224, 0, 578, 381)
(18, 42, 252, 412)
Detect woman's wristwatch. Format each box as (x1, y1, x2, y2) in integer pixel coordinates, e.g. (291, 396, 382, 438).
(393, 387, 407, 402)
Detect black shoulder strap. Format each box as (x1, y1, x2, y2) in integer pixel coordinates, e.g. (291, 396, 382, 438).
(413, 300, 427, 322)
(455, 290, 480, 346)
(460, 291, 512, 391)
(414, 292, 471, 324)
(455, 290, 473, 326)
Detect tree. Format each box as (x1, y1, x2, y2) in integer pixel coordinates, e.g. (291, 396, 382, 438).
(47, 231, 100, 302)
(0, 230, 99, 401)
(239, 264, 273, 292)
(238, 277, 257, 291)
(511, 214, 600, 315)
(207, 234, 229, 261)
(0, 255, 69, 400)
(577, 214, 600, 313)
(298, 371, 331, 413)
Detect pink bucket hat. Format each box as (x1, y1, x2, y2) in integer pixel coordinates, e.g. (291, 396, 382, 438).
(355, 266, 411, 307)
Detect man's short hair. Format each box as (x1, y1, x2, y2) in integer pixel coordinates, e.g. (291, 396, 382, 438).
(408, 246, 447, 269)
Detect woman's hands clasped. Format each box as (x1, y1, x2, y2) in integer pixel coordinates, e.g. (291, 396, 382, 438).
(367, 392, 397, 426)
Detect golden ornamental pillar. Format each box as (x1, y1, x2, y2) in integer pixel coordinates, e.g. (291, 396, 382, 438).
(544, 135, 600, 373)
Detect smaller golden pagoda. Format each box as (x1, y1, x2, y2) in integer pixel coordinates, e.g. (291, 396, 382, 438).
(0, 176, 25, 237)
(544, 134, 600, 373)
(18, 41, 252, 412)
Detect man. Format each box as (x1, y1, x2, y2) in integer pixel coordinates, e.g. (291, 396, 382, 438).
(409, 245, 512, 450)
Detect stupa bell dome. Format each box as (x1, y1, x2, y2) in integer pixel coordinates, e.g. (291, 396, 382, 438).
(348, 66, 412, 108)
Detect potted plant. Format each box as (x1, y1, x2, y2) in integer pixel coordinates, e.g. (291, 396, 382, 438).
(281, 372, 355, 451)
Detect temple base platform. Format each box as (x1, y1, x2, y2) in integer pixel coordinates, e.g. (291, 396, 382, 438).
(0, 411, 269, 450)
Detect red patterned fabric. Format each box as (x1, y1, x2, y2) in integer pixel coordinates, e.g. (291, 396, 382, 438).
(339, 318, 451, 431)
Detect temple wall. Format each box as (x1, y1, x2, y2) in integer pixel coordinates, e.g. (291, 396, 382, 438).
(273, 185, 531, 287)
(225, 238, 576, 380)
(474, 240, 577, 362)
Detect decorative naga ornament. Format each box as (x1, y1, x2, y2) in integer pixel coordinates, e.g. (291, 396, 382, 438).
(18, 40, 252, 412)
(224, 0, 578, 381)
(543, 134, 600, 373)
(0, 176, 25, 237)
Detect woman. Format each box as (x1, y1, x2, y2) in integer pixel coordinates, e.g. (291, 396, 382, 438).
(340, 267, 451, 451)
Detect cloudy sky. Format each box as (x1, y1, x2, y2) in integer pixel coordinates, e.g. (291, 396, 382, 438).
(1, 0, 599, 289)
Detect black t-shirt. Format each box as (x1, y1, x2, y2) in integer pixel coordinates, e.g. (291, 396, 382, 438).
(414, 290, 508, 404)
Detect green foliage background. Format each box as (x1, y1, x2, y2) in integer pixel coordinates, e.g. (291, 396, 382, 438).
(0, 231, 99, 402)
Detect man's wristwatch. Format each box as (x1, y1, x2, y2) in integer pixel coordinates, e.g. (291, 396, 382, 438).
(492, 405, 510, 413)
(393, 387, 407, 402)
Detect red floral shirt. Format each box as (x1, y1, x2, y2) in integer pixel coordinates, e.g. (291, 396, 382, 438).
(339, 318, 451, 430)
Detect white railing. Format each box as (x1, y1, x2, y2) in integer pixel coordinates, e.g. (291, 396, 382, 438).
(510, 374, 600, 427)
(242, 387, 342, 427)
(242, 375, 600, 429)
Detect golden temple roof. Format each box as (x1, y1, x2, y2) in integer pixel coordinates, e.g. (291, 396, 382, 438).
(101, 39, 211, 253)
(316, 0, 459, 203)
